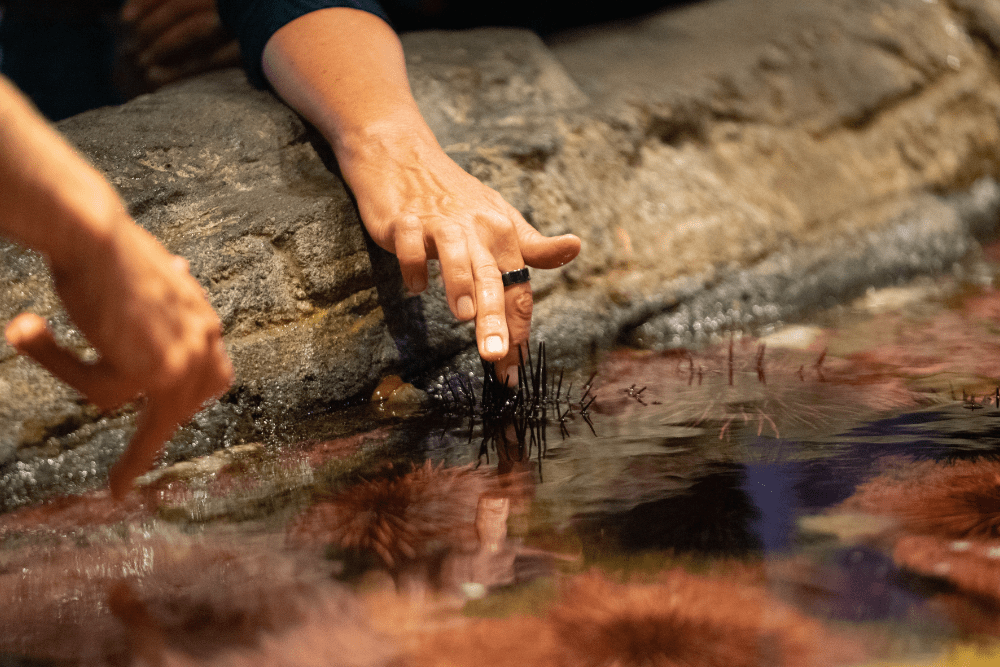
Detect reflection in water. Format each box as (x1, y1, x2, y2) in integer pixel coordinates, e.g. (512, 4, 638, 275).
(411, 569, 869, 667)
(10, 281, 1000, 664)
(577, 464, 764, 557)
(842, 458, 1000, 539)
(0, 535, 400, 666)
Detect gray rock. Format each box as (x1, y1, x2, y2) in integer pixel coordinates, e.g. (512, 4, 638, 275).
(3, 0, 1000, 508)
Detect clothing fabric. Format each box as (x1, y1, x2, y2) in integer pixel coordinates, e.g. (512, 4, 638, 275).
(217, 0, 674, 90)
(216, 0, 389, 88)
(0, 0, 125, 120)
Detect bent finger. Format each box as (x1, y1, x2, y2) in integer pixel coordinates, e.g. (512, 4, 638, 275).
(183, 330, 234, 405)
(5, 314, 133, 410)
(495, 282, 533, 386)
(120, 0, 161, 23)
(394, 216, 429, 294)
(432, 223, 477, 321)
(474, 213, 528, 361)
(471, 242, 524, 361)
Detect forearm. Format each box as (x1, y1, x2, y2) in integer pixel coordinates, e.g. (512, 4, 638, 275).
(0, 76, 124, 268)
(258, 7, 581, 369)
(261, 8, 438, 164)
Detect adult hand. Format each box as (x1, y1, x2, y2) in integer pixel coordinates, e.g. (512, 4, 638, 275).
(4, 219, 233, 499)
(341, 131, 580, 381)
(260, 8, 581, 382)
(117, 0, 240, 94)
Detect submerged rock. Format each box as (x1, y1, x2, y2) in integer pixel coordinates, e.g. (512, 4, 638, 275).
(3, 0, 1000, 505)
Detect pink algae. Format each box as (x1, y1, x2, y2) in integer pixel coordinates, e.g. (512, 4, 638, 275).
(0, 534, 401, 666)
(0, 488, 154, 537)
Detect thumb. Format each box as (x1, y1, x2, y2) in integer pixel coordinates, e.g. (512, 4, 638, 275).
(516, 223, 581, 270)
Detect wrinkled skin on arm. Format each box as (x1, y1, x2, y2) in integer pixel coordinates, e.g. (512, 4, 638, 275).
(261, 8, 581, 381)
(0, 75, 233, 498)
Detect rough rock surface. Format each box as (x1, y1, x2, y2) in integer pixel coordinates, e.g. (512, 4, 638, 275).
(3, 0, 1000, 507)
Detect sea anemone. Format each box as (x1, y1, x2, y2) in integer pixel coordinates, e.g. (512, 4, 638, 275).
(894, 534, 1000, 602)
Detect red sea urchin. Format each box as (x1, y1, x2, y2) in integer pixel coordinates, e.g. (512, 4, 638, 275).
(410, 569, 867, 667)
(841, 459, 1000, 539)
(548, 570, 865, 667)
(287, 461, 493, 568)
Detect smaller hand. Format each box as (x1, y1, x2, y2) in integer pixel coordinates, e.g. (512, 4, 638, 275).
(4, 220, 233, 499)
(117, 0, 240, 94)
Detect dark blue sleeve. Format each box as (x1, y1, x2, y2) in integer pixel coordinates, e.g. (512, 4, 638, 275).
(216, 0, 391, 89)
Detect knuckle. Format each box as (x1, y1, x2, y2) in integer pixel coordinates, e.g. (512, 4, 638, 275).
(478, 212, 516, 236)
(396, 214, 423, 235)
(480, 315, 504, 331)
(448, 266, 475, 287)
(510, 290, 534, 319)
(434, 223, 466, 249)
(472, 261, 500, 279)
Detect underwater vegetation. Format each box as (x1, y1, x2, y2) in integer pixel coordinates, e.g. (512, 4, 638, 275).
(590, 337, 921, 442)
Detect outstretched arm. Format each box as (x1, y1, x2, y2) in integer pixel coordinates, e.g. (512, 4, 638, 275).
(260, 8, 581, 378)
(0, 75, 233, 498)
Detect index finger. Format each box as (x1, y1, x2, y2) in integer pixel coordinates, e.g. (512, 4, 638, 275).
(107, 393, 182, 500)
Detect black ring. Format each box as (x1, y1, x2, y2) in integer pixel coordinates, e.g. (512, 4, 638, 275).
(501, 267, 530, 287)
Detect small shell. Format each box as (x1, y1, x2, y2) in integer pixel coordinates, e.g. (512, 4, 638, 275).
(371, 376, 425, 418)
(371, 375, 405, 403)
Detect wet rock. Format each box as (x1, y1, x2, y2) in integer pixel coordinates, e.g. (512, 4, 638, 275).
(4, 0, 1000, 506)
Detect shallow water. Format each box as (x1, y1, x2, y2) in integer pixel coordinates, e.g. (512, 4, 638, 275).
(7, 259, 1000, 665)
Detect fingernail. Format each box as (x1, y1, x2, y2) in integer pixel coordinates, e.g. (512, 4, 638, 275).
(457, 295, 475, 320)
(485, 335, 504, 355)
